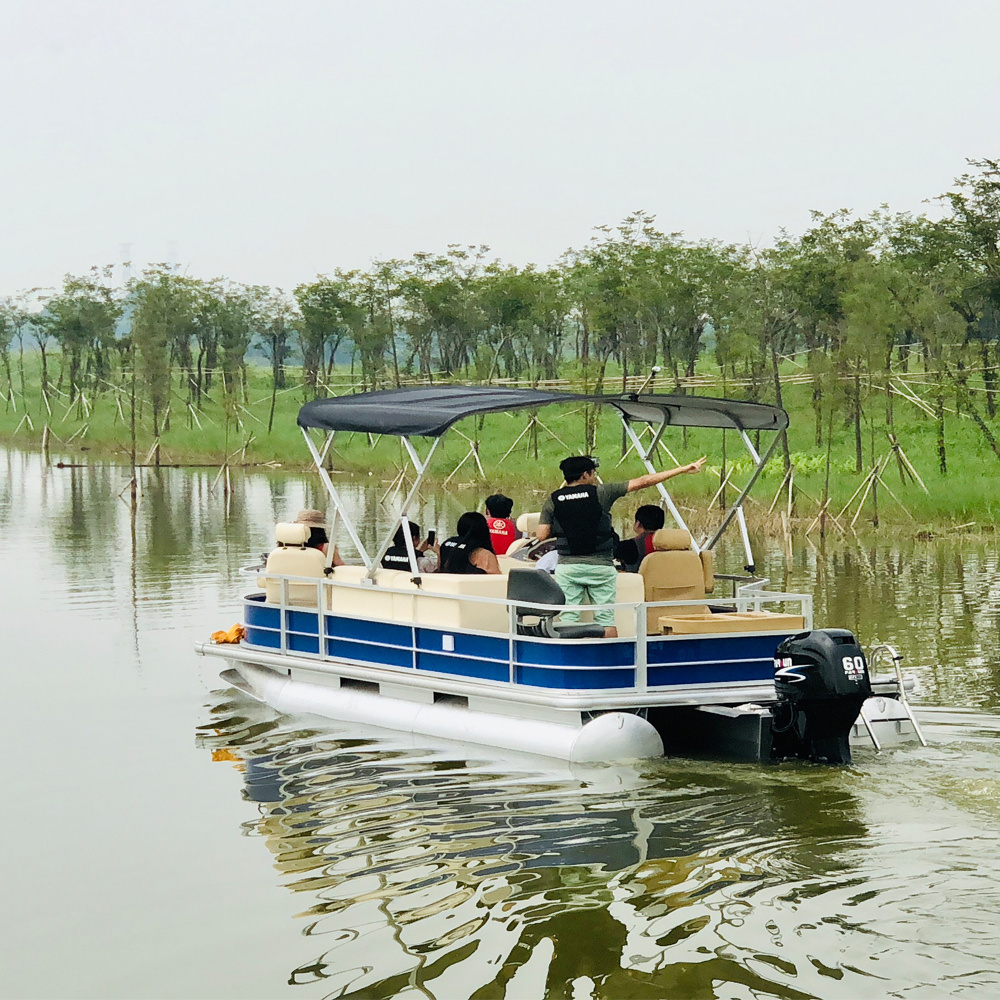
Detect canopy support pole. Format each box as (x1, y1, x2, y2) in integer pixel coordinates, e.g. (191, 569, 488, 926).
(735, 505, 755, 573)
(324, 509, 340, 572)
(704, 431, 782, 551)
(620, 417, 699, 553)
(301, 427, 372, 568)
(739, 429, 760, 464)
(366, 436, 441, 581)
(400, 512, 422, 585)
(618, 416, 673, 467)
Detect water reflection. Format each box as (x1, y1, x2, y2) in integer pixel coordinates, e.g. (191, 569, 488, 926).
(200, 689, 1000, 998)
(198, 689, 904, 999)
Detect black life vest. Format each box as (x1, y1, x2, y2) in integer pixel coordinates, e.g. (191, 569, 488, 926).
(381, 545, 414, 570)
(616, 530, 656, 573)
(439, 536, 486, 574)
(550, 485, 615, 556)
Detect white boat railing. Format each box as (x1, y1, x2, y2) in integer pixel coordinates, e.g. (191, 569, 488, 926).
(246, 572, 814, 695)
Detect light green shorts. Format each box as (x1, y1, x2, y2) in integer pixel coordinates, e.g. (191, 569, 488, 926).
(554, 562, 618, 626)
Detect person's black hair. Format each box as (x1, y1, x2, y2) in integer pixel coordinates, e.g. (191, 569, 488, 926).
(306, 527, 329, 549)
(634, 505, 665, 531)
(485, 494, 514, 518)
(559, 455, 598, 482)
(456, 511, 495, 553)
(391, 522, 421, 547)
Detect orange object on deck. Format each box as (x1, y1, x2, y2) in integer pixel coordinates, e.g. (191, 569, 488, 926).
(210, 623, 246, 644)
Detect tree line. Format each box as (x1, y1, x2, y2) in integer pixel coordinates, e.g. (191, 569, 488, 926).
(1, 158, 999, 474)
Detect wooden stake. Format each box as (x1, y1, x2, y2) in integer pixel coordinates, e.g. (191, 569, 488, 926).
(780, 510, 793, 561)
(64, 423, 89, 445)
(836, 471, 875, 521)
(767, 467, 792, 516)
(708, 469, 736, 511)
(872, 470, 916, 520)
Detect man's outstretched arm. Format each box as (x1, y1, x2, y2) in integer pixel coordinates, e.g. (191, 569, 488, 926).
(626, 456, 706, 494)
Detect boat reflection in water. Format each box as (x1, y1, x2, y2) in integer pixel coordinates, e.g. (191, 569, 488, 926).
(199, 685, 883, 999)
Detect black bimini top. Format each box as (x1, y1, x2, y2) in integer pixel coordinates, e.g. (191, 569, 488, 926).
(297, 386, 788, 438)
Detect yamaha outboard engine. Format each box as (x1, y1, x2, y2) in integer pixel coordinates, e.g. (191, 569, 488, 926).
(771, 629, 872, 764)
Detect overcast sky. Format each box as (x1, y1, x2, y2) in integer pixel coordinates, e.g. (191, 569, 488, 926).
(2, 0, 998, 295)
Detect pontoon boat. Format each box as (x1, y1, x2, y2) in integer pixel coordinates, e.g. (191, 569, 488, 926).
(195, 387, 925, 764)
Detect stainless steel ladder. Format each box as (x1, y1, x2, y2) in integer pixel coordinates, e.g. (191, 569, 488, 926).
(860, 644, 927, 750)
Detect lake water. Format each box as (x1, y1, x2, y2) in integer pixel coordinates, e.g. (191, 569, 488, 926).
(4, 448, 1000, 999)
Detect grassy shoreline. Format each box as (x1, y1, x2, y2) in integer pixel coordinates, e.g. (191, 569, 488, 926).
(5, 359, 1000, 533)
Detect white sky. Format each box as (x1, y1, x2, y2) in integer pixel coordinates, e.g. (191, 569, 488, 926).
(2, 0, 998, 295)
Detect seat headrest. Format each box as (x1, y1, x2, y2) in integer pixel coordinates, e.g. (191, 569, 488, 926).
(652, 528, 692, 551)
(516, 512, 540, 535)
(275, 522, 310, 546)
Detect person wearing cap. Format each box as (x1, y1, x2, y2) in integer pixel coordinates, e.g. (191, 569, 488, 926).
(536, 454, 705, 637)
(294, 509, 344, 566)
(484, 493, 520, 555)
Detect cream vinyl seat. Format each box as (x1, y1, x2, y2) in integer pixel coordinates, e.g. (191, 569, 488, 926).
(505, 512, 540, 557)
(258, 522, 327, 606)
(639, 528, 803, 635)
(324, 565, 645, 637)
(638, 528, 715, 634)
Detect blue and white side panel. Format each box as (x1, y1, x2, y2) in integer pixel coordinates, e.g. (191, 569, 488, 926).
(244, 595, 784, 693)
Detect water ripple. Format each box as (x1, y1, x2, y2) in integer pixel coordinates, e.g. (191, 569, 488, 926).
(196, 690, 1000, 999)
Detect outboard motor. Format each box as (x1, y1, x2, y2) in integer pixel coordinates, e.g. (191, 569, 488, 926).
(771, 629, 872, 764)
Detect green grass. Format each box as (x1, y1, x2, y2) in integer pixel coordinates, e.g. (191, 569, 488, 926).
(3, 355, 1000, 531)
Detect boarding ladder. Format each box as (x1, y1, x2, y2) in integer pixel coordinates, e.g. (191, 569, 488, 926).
(857, 644, 927, 751)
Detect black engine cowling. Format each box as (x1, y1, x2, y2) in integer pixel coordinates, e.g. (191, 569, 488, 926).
(771, 629, 872, 764)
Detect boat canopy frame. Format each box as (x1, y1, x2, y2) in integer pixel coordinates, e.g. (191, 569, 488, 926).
(297, 386, 788, 583)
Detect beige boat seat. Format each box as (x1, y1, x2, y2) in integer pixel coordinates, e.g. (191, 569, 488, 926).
(506, 512, 541, 556)
(517, 511, 540, 535)
(325, 567, 511, 632)
(639, 528, 713, 634)
(258, 522, 327, 606)
(641, 529, 805, 635)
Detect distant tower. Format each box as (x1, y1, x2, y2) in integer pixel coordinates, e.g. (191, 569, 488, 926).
(167, 240, 180, 272)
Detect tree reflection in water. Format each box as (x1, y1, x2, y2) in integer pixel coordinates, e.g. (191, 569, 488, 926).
(198, 690, 873, 1000)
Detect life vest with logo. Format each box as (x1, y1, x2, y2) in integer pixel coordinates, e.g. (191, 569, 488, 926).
(440, 536, 486, 574)
(488, 517, 517, 555)
(549, 485, 615, 557)
(381, 545, 414, 570)
(617, 530, 657, 573)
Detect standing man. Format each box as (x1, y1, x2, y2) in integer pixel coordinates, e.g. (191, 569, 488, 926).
(485, 493, 519, 555)
(536, 454, 705, 637)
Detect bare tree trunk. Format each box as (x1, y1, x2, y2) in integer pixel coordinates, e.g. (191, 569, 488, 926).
(983, 340, 997, 418)
(935, 356, 947, 475)
(854, 369, 863, 474)
(771, 340, 791, 471)
(812, 361, 823, 447)
(884, 344, 895, 431)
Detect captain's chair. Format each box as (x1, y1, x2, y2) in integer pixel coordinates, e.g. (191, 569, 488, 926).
(507, 568, 606, 639)
(638, 528, 715, 634)
(506, 512, 541, 557)
(258, 522, 327, 605)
